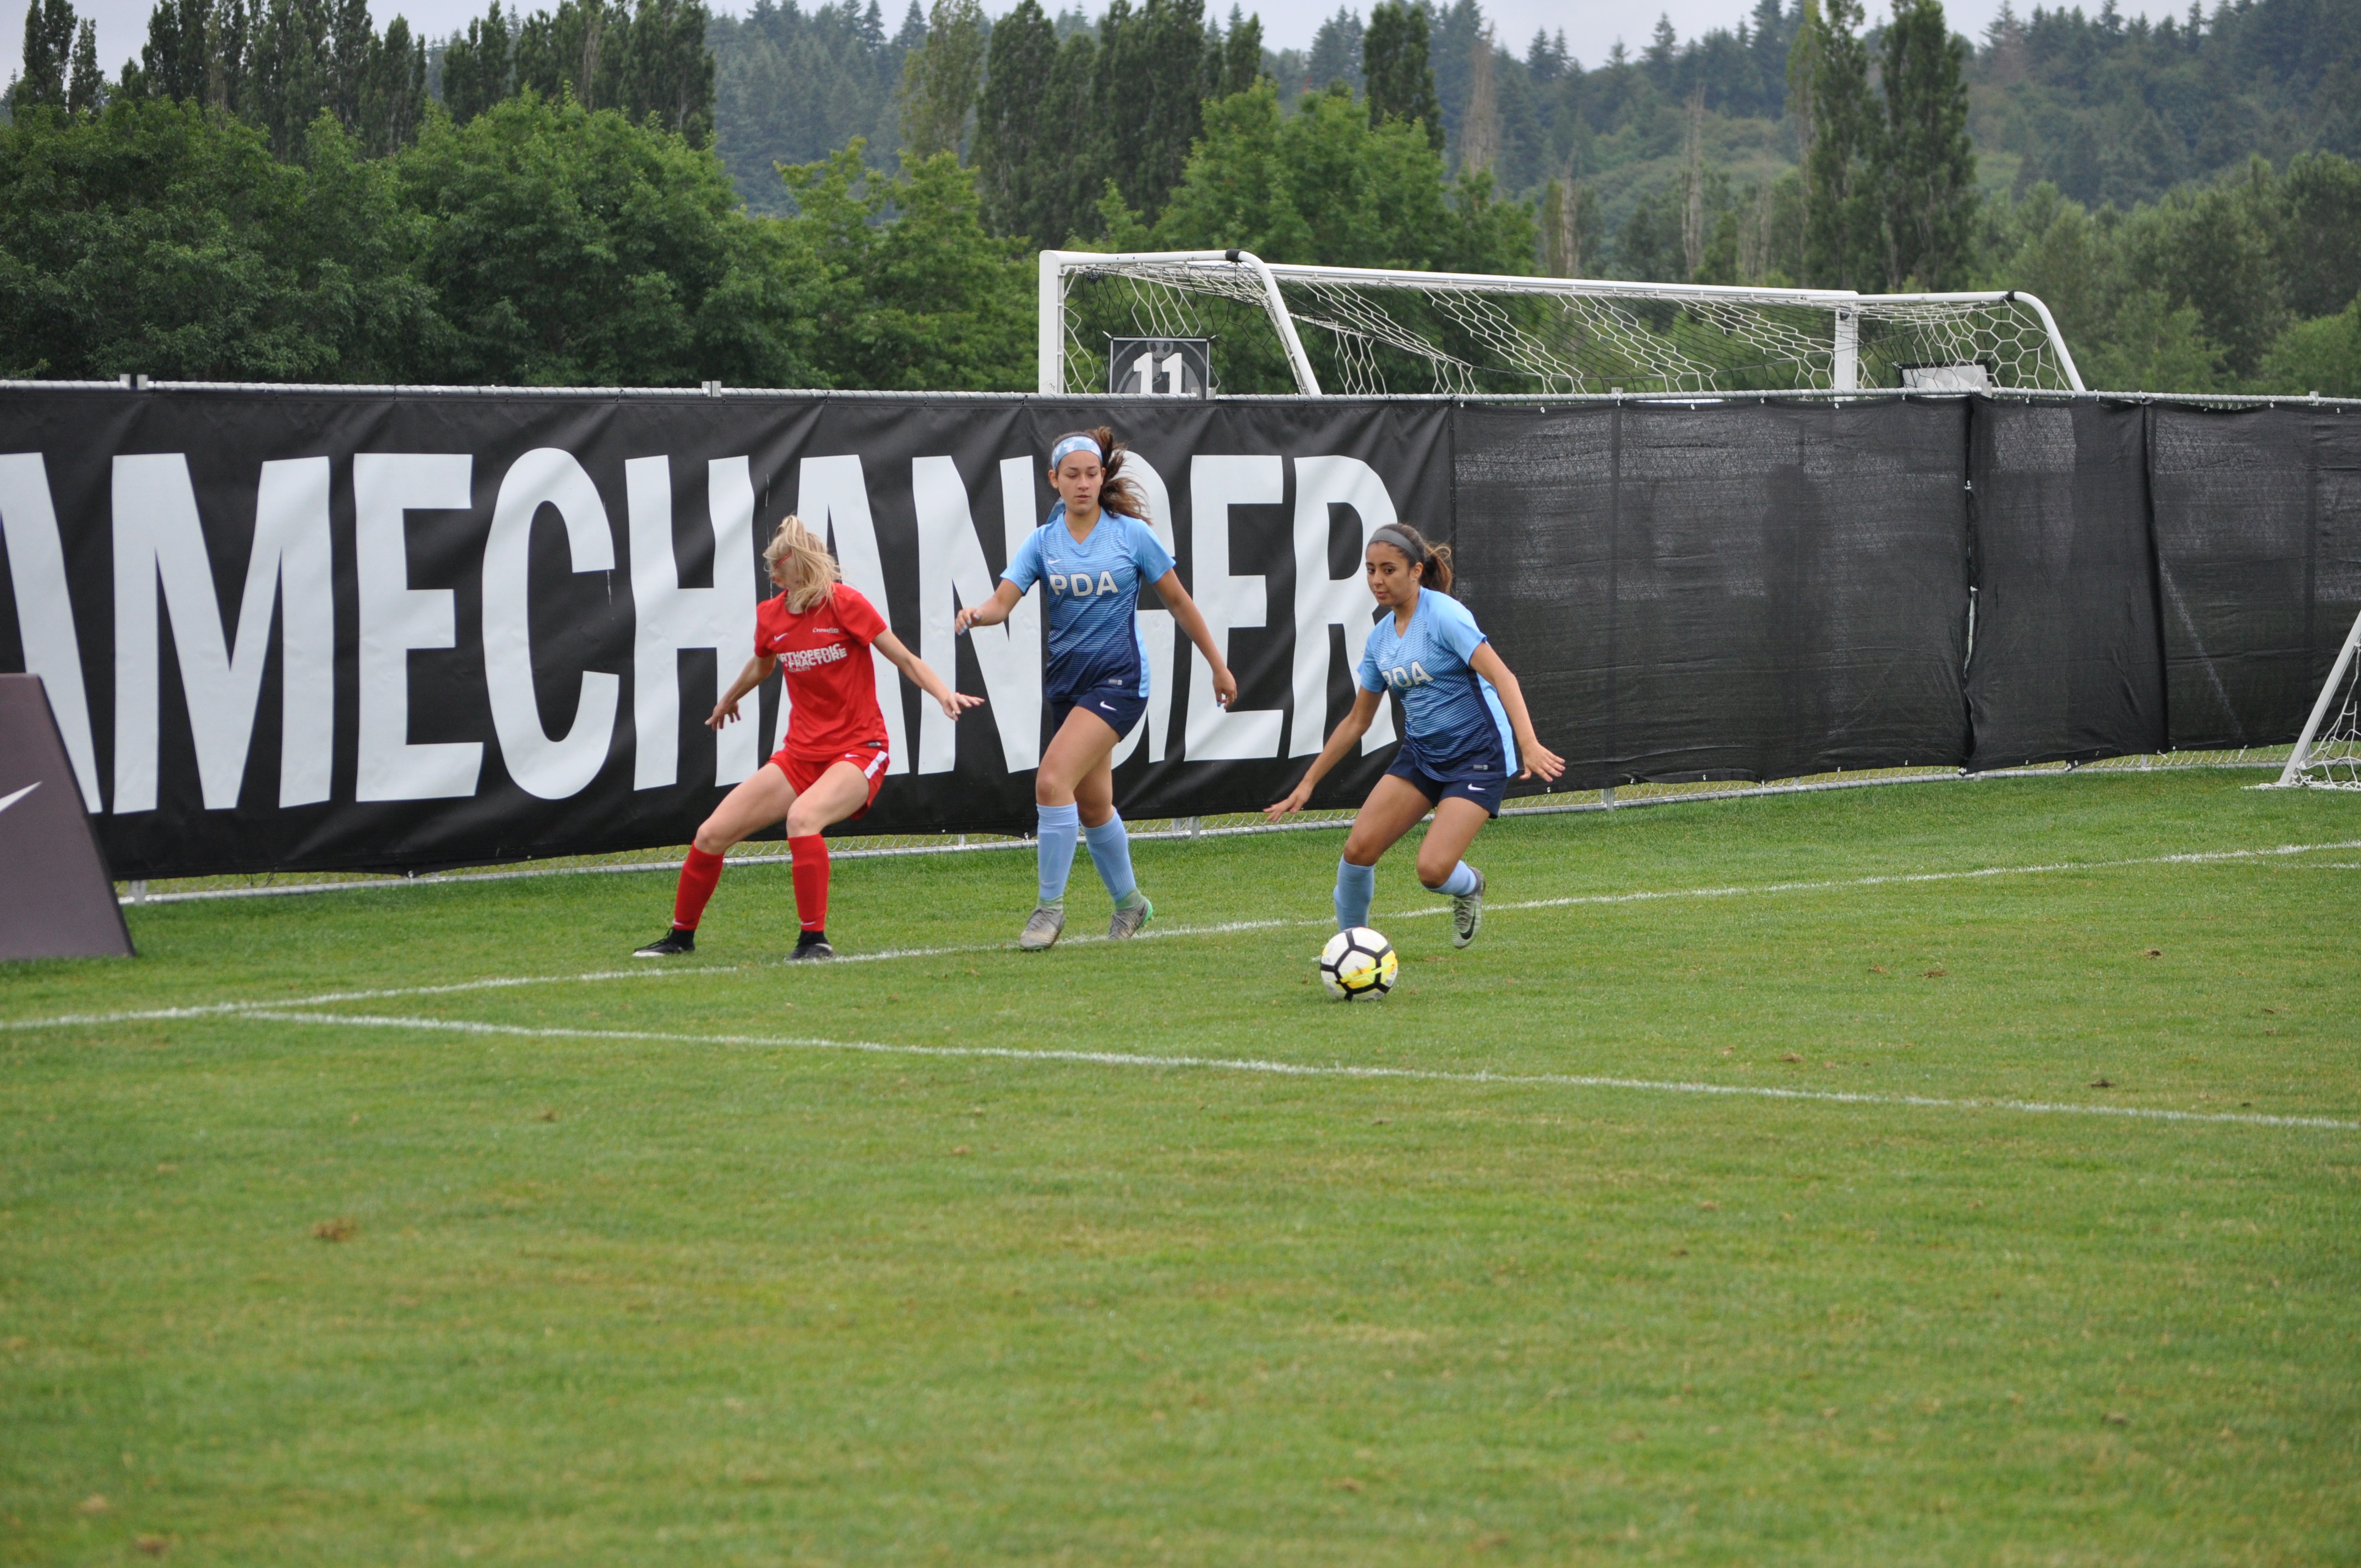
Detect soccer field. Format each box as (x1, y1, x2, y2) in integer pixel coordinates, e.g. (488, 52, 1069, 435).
(4, 770, 2358, 1564)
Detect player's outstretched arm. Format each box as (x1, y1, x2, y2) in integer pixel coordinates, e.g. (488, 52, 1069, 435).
(954, 580, 1025, 633)
(1265, 688, 1384, 821)
(1468, 644, 1565, 784)
(707, 654, 777, 731)
(874, 630, 984, 721)
(1151, 569, 1238, 709)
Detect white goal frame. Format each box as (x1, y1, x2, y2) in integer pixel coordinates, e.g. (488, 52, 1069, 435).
(1038, 248, 2086, 398)
(2270, 603, 2361, 788)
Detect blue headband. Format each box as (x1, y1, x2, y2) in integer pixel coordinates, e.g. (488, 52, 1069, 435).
(1049, 434, 1103, 469)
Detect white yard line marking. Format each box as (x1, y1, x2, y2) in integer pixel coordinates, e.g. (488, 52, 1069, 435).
(12, 838, 2359, 1034)
(1386, 839, 2361, 919)
(230, 1009, 2361, 1133)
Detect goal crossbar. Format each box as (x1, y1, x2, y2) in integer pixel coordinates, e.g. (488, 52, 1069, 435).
(1041, 248, 2086, 398)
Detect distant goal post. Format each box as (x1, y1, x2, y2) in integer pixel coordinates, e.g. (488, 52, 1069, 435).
(1038, 248, 2086, 399)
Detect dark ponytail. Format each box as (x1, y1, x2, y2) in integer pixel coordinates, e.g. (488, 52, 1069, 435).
(1369, 522, 1454, 593)
(1049, 426, 1150, 520)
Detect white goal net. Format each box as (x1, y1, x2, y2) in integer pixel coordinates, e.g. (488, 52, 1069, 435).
(2272, 608, 2361, 789)
(1040, 249, 2086, 398)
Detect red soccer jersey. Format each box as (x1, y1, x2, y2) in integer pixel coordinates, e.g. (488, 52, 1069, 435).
(754, 583, 891, 760)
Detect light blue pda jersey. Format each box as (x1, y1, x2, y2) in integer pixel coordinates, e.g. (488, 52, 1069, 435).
(1357, 589, 1517, 777)
(1002, 504, 1175, 702)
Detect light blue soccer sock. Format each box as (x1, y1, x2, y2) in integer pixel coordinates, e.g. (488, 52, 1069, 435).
(1082, 813, 1139, 905)
(1036, 802, 1081, 906)
(1432, 861, 1479, 896)
(1334, 858, 1376, 931)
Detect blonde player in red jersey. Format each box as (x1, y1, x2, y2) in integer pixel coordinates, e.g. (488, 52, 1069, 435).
(635, 514, 982, 961)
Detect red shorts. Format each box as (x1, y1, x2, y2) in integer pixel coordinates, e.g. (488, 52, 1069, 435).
(771, 744, 891, 819)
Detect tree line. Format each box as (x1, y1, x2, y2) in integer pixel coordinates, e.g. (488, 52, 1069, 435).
(6, 0, 713, 156)
(4, 0, 2356, 392)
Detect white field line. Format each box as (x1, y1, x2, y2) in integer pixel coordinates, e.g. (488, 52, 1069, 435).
(10, 837, 2359, 1035)
(232, 1009, 2361, 1133)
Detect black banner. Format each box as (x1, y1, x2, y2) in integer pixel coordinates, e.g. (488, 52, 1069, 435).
(0, 389, 1446, 878)
(1965, 399, 2167, 770)
(2150, 405, 2361, 750)
(3, 386, 2355, 881)
(1455, 399, 1973, 789)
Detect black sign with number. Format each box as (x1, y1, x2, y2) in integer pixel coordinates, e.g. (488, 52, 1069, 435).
(1109, 337, 1212, 399)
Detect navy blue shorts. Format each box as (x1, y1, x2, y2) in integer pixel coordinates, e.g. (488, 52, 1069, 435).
(1051, 682, 1147, 740)
(1386, 753, 1508, 817)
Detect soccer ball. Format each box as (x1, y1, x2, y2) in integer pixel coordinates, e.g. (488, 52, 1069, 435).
(1319, 927, 1399, 1001)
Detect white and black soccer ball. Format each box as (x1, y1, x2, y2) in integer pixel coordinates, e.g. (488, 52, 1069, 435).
(1319, 926, 1399, 1001)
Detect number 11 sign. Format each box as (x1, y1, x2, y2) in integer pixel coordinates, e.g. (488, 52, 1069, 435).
(1108, 337, 1211, 398)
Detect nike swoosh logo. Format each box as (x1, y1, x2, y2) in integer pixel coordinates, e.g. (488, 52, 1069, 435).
(0, 782, 37, 815)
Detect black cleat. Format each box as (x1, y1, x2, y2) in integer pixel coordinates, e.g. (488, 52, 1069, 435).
(790, 932, 835, 961)
(634, 928, 696, 957)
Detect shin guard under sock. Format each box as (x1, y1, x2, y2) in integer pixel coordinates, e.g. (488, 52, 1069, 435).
(788, 834, 830, 933)
(1334, 858, 1376, 931)
(1036, 802, 1081, 905)
(1082, 813, 1138, 904)
(672, 847, 726, 931)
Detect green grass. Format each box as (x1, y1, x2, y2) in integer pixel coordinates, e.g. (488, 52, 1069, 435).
(4, 771, 2359, 1565)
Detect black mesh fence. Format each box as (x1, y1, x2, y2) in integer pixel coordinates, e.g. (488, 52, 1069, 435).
(1455, 399, 1973, 793)
(2150, 405, 2361, 750)
(1964, 399, 2167, 769)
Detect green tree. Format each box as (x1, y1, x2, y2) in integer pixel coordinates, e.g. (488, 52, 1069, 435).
(438, 0, 513, 124)
(242, 0, 331, 159)
(2271, 151, 2361, 320)
(0, 98, 437, 378)
(1800, 0, 1878, 288)
(971, 0, 1062, 239)
(67, 17, 102, 111)
(1090, 0, 1208, 219)
(128, 0, 216, 102)
(398, 91, 796, 384)
(775, 139, 1031, 389)
(621, 0, 713, 141)
(9, 0, 76, 113)
(2119, 167, 2284, 379)
(2254, 293, 2361, 396)
(1215, 4, 1260, 97)
(1878, 0, 1974, 289)
(1363, 0, 1442, 152)
(898, 0, 983, 161)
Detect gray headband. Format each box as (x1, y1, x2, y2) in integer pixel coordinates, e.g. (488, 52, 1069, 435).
(1368, 525, 1428, 567)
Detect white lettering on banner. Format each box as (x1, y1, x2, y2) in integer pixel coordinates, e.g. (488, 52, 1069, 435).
(482, 449, 619, 801)
(355, 453, 483, 802)
(913, 455, 1039, 774)
(1183, 455, 1285, 760)
(1289, 454, 1399, 758)
(0, 454, 100, 808)
(627, 455, 757, 791)
(109, 454, 334, 814)
(793, 455, 908, 773)
(1107, 452, 1176, 768)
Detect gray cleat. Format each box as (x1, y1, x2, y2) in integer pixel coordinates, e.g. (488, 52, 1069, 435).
(1450, 867, 1485, 949)
(1018, 903, 1067, 951)
(1107, 894, 1154, 940)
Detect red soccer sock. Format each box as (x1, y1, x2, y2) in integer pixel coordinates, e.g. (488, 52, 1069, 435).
(789, 834, 830, 933)
(671, 847, 726, 931)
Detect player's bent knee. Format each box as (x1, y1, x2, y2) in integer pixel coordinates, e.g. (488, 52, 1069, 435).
(692, 822, 736, 856)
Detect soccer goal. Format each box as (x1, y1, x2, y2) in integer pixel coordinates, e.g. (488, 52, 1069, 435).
(2271, 606, 2361, 788)
(1038, 248, 2086, 398)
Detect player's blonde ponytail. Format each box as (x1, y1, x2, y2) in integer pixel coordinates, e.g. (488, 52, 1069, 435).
(763, 514, 842, 613)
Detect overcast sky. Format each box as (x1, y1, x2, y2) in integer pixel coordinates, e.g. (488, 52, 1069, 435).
(16, 0, 2169, 116)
